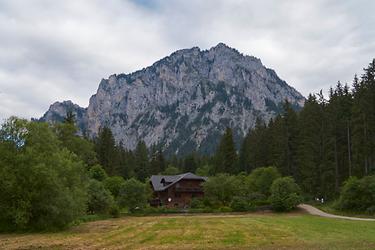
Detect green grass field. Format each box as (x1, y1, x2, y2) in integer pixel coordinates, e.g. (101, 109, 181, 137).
(1, 211, 375, 249)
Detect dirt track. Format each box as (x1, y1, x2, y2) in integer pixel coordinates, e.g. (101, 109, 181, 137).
(298, 204, 375, 221)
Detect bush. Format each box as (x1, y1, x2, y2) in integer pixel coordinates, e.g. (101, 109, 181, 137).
(218, 206, 232, 212)
(247, 192, 267, 204)
(118, 178, 151, 212)
(337, 176, 375, 213)
(195, 165, 211, 176)
(230, 197, 254, 212)
(104, 176, 125, 198)
(270, 177, 302, 212)
(247, 167, 281, 196)
(87, 179, 114, 214)
(162, 165, 180, 175)
(89, 165, 108, 181)
(190, 198, 205, 209)
(203, 174, 240, 206)
(109, 204, 120, 218)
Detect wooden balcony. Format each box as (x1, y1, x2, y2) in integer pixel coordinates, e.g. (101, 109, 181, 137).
(175, 187, 203, 192)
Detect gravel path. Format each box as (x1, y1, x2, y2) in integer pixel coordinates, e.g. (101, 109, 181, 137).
(298, 204, 375, 221)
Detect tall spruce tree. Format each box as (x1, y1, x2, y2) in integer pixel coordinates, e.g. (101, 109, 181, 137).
(95, 126, 119, 175)
(239, 118, 270, 172)
(270, 101, 299, 179)
(150, 147, 166, 175)
(297, 94, 325, 195)
(352, 60, 375, 176)
(214, 127, 237, 173)
(326, 82, 353, 193)
(134, 140, 149, 181)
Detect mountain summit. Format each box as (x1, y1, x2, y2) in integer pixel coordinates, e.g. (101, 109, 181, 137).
(41, 43, 305, 156)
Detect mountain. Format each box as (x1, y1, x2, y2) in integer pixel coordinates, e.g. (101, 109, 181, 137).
(41, 43, 305, 156)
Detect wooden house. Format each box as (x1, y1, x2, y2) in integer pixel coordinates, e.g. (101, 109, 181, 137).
(149, 172, 207, 208)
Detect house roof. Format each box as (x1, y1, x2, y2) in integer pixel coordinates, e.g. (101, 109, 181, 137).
(150, 172, 208, 192)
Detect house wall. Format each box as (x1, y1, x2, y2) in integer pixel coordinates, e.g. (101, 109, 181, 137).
(152, 179, 205, 208)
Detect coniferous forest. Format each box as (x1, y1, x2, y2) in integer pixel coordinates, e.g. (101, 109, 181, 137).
(0, 59, 374, 231)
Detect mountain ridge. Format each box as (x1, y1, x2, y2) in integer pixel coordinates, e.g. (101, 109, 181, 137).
(41, 43, 305, 156)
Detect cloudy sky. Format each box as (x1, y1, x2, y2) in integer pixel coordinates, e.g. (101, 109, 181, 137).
(0, 0, 374, 121)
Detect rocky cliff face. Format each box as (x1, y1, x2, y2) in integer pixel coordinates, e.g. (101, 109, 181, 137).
(41, 43, 305, 156)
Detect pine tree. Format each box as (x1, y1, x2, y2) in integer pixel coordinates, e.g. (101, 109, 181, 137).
(271, 101, 299, 179)
(150, 148, 166, 175)
(214, 127, 237, 174)
(326, 82, 353, 193)
(134, 140, 149, 181)
(95, 126, 118, 175)
(239, 117, 270, 172)
(297, 94, 324, 195)
(183, 153, 198, 173)
(352, 60, 375, 176)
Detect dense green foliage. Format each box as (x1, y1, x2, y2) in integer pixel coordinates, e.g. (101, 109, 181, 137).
(203, 167, 301, 211)
(118, 178, 151, 212)
(87, 179, 114, 214)
(337, 175, 375, 214)
(203, 174, 241, 206)
(247, 166, 281, 196)
(88, 164, 108, 181)
(270, 177, 302, 212)
(103, 176, 126, 198)
(214, 127, 237, 173)
(0, 118, 87, 231)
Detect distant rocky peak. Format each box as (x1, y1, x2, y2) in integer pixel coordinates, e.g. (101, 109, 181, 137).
(41, 43, 305, 156)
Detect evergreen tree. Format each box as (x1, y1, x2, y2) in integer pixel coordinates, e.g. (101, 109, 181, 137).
(352, 60, 375, 176)
(296, 94, 325, 195)
(214, 127, 237, 173)
(150, 148, 166, 175)
(95, 127, 118, 175)
(134, 140, 149, 181)
(183, 153, 198, 173)
(54, 111, 97, 167)
(271, 101, 299, 178)
(326, 82, 353, 193)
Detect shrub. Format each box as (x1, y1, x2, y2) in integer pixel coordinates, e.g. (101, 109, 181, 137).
(218, 206, 233, 212)
(247, 167, 281, 196)
(270, 177, 302, 212)
(118, 178, 151, 212)
(88, 165, 108, 181)
(337, 176, 375, 212)
(247, 192, 267, 204)
(104, 176, 125, 198)
(203, 174, 240, 206)
(195, 165, 211, 176)
(87, 179, 114, 214)
(109, 204, 120, 218)
(230, 197, 254, 212)
(190, 198, 205, 209)
(162, 165, 180, 175)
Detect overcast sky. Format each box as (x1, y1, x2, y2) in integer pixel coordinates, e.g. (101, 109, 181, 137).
(0, 0, 374, 121)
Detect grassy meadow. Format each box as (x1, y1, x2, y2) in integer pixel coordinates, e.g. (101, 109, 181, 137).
(1, 211, 375, 250)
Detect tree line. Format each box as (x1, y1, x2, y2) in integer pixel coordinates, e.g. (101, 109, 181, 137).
(238, 59, 375, 199)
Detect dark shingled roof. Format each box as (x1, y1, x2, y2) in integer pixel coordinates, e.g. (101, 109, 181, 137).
(150, 172, 208, 191)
